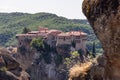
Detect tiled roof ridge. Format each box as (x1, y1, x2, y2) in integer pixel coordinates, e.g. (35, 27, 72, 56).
(16, 28, 87, 37)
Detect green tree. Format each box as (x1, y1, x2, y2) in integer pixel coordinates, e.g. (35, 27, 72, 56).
(30, 38, 44, 51)
(64, 51, 80, 68)
(78, 49, 85, 62)
(92, 42, 96, 58)
(70, 51, 80, 59)
(22, 27, 31, 34)
(71, 41, 76, 48)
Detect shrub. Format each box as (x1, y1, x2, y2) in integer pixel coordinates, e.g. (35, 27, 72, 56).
(78, 49, 85, 62)
(78, 49, 84, 55)
(70, 51, 80, 59)
(64, 58, 71, 66)
(64, 51, 80, 68)
(0, 67, 8, 71)
(30, 38, 44, 51)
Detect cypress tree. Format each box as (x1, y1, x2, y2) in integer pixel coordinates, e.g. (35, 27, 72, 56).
(92, 41, 96, 58)
(22, 27, 31, 34)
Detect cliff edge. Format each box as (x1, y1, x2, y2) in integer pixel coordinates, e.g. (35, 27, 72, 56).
(82, 0, 120, 79)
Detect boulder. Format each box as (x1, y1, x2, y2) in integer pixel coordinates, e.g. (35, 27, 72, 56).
(0, 48, 30, 80)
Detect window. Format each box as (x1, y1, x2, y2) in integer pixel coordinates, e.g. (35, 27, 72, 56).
(76, 36, 80, 39)
(76, 40, 80, 43)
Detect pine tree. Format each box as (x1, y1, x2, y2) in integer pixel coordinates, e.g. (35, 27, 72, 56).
(22, 27, 31, 34)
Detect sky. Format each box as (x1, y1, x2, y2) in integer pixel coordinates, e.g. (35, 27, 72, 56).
(0, 0, 86, 19)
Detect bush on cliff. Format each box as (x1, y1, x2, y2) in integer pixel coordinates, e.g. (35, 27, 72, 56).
(30, 38, 44, 51)
(64, 51, 80, 68)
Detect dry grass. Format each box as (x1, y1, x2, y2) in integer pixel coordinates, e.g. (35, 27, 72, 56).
(68, 62, 93, 80)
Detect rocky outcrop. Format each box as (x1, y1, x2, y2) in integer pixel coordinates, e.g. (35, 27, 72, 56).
(16, 48, 35, 70)
(16, 44, 84, 80)
(82, 0, 120, 79)
(88, 55, 106, 80)
(25, 51, 68, 80)
(0, 48, 30, 80)
(16, 45, 69, 80)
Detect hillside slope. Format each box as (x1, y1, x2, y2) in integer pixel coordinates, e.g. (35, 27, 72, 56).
(0, 12, 102, 52)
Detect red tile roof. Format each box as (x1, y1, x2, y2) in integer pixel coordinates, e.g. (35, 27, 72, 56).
(16, 34, 37, 37)
(58, 33, 70, 37)
(39, 27, 48, 31)
(47, 29, 62, 35)
(67, 31, 87, 36)
(28, 31, 39, 34)
(16, 28, 87, 38)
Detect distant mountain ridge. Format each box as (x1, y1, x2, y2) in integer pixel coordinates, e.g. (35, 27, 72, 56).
(0, 12, 102, 52)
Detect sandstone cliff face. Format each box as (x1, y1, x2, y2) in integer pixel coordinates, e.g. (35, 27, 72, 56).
(16, 44, 83, 80)
(82, 0, 120, 79)
(26, 52, 68, 80)
(16, 46, 70, 80)
(0, 48, 30, 80)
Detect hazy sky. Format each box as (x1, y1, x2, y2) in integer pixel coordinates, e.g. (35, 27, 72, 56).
(0, 0, 86, 19)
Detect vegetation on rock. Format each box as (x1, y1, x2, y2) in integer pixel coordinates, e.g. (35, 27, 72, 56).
(92, 42, 96, 58)
(30, 38, 44, 51)
(64, 51, 80, 68)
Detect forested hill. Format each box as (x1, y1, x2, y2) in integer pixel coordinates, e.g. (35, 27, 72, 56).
(0, 12, 102, 52)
